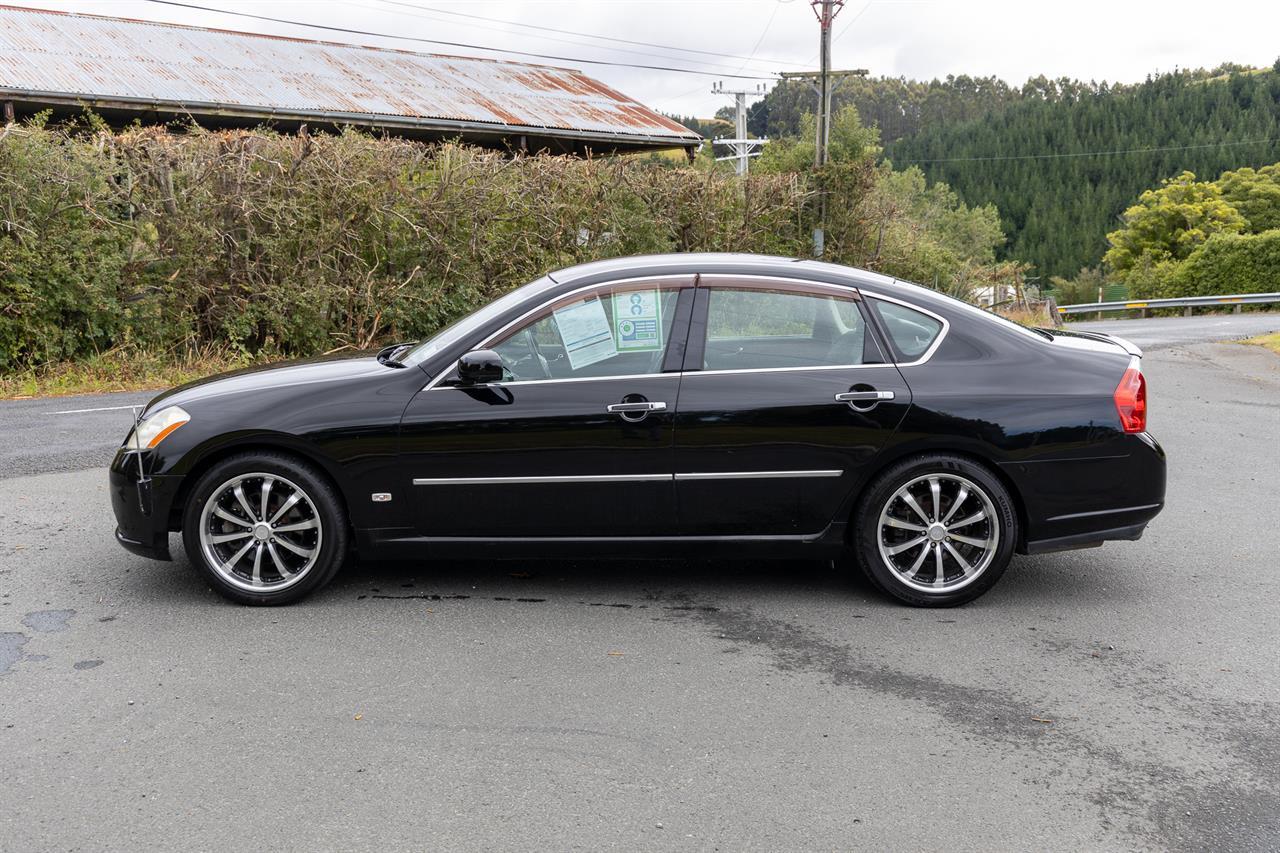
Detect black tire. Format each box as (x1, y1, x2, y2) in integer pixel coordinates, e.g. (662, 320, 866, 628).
(181, 451, 349, 605)
(851, 454, 1018, 607)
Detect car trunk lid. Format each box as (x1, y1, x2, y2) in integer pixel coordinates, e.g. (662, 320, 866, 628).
(1040, 327, 1143, 358)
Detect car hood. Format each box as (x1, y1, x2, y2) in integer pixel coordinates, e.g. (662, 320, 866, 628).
(145, 352, 395, 414)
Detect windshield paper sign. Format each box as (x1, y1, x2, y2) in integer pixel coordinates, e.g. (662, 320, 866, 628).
(554, 297, 616, 369)
(613, 290, 663, 352)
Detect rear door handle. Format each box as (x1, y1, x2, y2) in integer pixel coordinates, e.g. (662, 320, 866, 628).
(835, 391, 894, 403)
(835, 390, 894, 411)
(607, 401, 667, 422)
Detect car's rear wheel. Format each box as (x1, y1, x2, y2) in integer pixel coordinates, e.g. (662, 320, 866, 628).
(182, 452, 348, 605)
(852, 454, 1017, 607)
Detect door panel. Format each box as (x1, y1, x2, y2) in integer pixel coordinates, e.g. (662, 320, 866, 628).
(399, 277, 693, 538)
(674, 367, 912, 534)
(674, 277, 912, 535)
(401, 375, 680, 537)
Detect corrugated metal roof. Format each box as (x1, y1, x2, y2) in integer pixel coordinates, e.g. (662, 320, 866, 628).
(0, 5, 699, 147)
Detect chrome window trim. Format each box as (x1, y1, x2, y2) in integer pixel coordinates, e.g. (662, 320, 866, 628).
(696, 273, 862, 299)
(421, 274, 693, 392)
(413, 470, 844, 485)
(673, 470, 842, 481)
(426, 361, 892, 389)
(427, 371, 680, 391)
(864, 290, 951, 368)
(682, 363, 884, 378)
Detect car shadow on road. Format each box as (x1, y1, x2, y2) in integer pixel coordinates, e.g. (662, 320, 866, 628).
(335, 555, 876, 605)
(125, 534, 1142, 611)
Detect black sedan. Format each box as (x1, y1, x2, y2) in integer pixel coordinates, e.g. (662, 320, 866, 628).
(110, 254, 1165, 607)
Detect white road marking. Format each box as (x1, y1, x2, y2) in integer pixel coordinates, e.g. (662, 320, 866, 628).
(50, 404, 141, 415)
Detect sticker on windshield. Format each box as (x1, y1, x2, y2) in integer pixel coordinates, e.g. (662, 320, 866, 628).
(554, 297, 615, 369)
(613, 290, 663, 352)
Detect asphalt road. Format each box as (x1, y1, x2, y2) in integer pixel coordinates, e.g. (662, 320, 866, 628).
(1073, 311, 1280, 350)
(1, 314, 1279, 851)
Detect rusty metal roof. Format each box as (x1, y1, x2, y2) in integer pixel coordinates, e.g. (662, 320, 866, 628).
(0, 5, 699, 149)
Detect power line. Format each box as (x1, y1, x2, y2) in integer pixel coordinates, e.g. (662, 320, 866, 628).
(350, 0, 781, 75)
(662, 0, 788, 105)
(370, 0, 811, 69)
(736, 0, 784, 73)
(832, 0, 877, 44)
(894, 137, 1280, 165)
(142, 0, 779, 80)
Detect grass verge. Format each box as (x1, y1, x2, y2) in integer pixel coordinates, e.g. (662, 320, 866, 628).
(0, 348, 261, 400)
(1242, 332, 1280, 354)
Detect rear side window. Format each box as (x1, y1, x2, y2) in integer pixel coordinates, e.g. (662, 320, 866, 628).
(702, 287, 881, 370)
(870, 298, 943, 361)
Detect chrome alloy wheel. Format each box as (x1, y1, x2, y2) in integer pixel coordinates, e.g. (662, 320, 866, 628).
(198, 472, 323, 592)
(876, 473, 999, 593)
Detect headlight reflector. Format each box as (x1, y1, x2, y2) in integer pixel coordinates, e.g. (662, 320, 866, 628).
(126, 406, 190, 450)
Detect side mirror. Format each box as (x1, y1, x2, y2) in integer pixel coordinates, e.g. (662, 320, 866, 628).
(456, 349, 504, 385)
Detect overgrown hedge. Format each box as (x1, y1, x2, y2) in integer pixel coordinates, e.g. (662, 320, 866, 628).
(0, 121, 1008, 372)
(1127, 229, 1280, 299)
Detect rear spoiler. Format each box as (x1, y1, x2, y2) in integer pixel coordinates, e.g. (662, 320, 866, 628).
(1055, 329, 1143, 358)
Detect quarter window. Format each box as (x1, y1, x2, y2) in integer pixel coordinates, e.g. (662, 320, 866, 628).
(870, 299, 943, 361)
(702, 287, 881, 370)
(489, 283, 681, 382)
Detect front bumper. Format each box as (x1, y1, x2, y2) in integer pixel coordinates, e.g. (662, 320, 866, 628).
(109, 448, 182, 562)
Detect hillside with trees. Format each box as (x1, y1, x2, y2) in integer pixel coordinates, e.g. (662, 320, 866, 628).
(742, 63, 1280, 280)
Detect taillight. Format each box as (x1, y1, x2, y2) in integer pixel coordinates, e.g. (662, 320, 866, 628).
(1114, 362, 1146, 434)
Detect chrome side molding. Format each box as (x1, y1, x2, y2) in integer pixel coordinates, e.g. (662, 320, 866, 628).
(413, 470, 844, 485)
(672, 470, 843, 481)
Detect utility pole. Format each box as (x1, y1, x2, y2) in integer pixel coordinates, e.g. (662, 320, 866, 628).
(710, 81, 768, 176)
(778, 1, 869, 256)
(814, 0, 839, 168)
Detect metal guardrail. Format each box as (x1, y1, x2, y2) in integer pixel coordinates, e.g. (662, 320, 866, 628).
(1057, 292, 1280, 315)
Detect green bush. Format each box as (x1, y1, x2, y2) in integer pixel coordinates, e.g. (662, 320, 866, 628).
(1163, 229, 1280, 297)
(0, 122, 133, 368)
(0, 121, 1012, 373)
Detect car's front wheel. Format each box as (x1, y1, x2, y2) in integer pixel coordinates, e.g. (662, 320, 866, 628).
(852, 454, 1018, 607)
(181, 452, 349, 605)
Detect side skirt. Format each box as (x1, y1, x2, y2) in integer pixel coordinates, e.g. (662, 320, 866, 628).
(358, 522, 848, 560)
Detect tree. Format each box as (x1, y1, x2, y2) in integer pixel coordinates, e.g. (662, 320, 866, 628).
(1216, 164, 1280, 232)
(1103, 171, 1246, 274)
(755, 105, 880, 174)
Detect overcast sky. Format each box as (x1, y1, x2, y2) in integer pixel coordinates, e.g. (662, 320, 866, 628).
(10, 0, 1280, 116)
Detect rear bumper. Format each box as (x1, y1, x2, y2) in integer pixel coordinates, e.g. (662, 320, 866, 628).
(1023, 521, 1149, 555)
(1009, 431, 1166, 554)
(109, 449, 181, 562)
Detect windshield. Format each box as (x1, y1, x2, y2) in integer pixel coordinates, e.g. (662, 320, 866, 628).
(400, 277, 556, 367)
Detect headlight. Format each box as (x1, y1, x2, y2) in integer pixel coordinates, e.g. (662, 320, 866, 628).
(126, 406, 190, 450)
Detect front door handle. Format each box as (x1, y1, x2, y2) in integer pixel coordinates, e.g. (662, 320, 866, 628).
(607, 401, 667, 422)
(835, 390, 894, 412)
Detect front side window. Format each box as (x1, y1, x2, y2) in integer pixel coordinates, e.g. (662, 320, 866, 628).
(870, 298, 944, 361)
(702, 286, 880, 370)
(488, 283, 682, 382)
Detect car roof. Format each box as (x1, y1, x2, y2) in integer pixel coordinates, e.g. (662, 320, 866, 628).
(548, 253, 899, 292)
